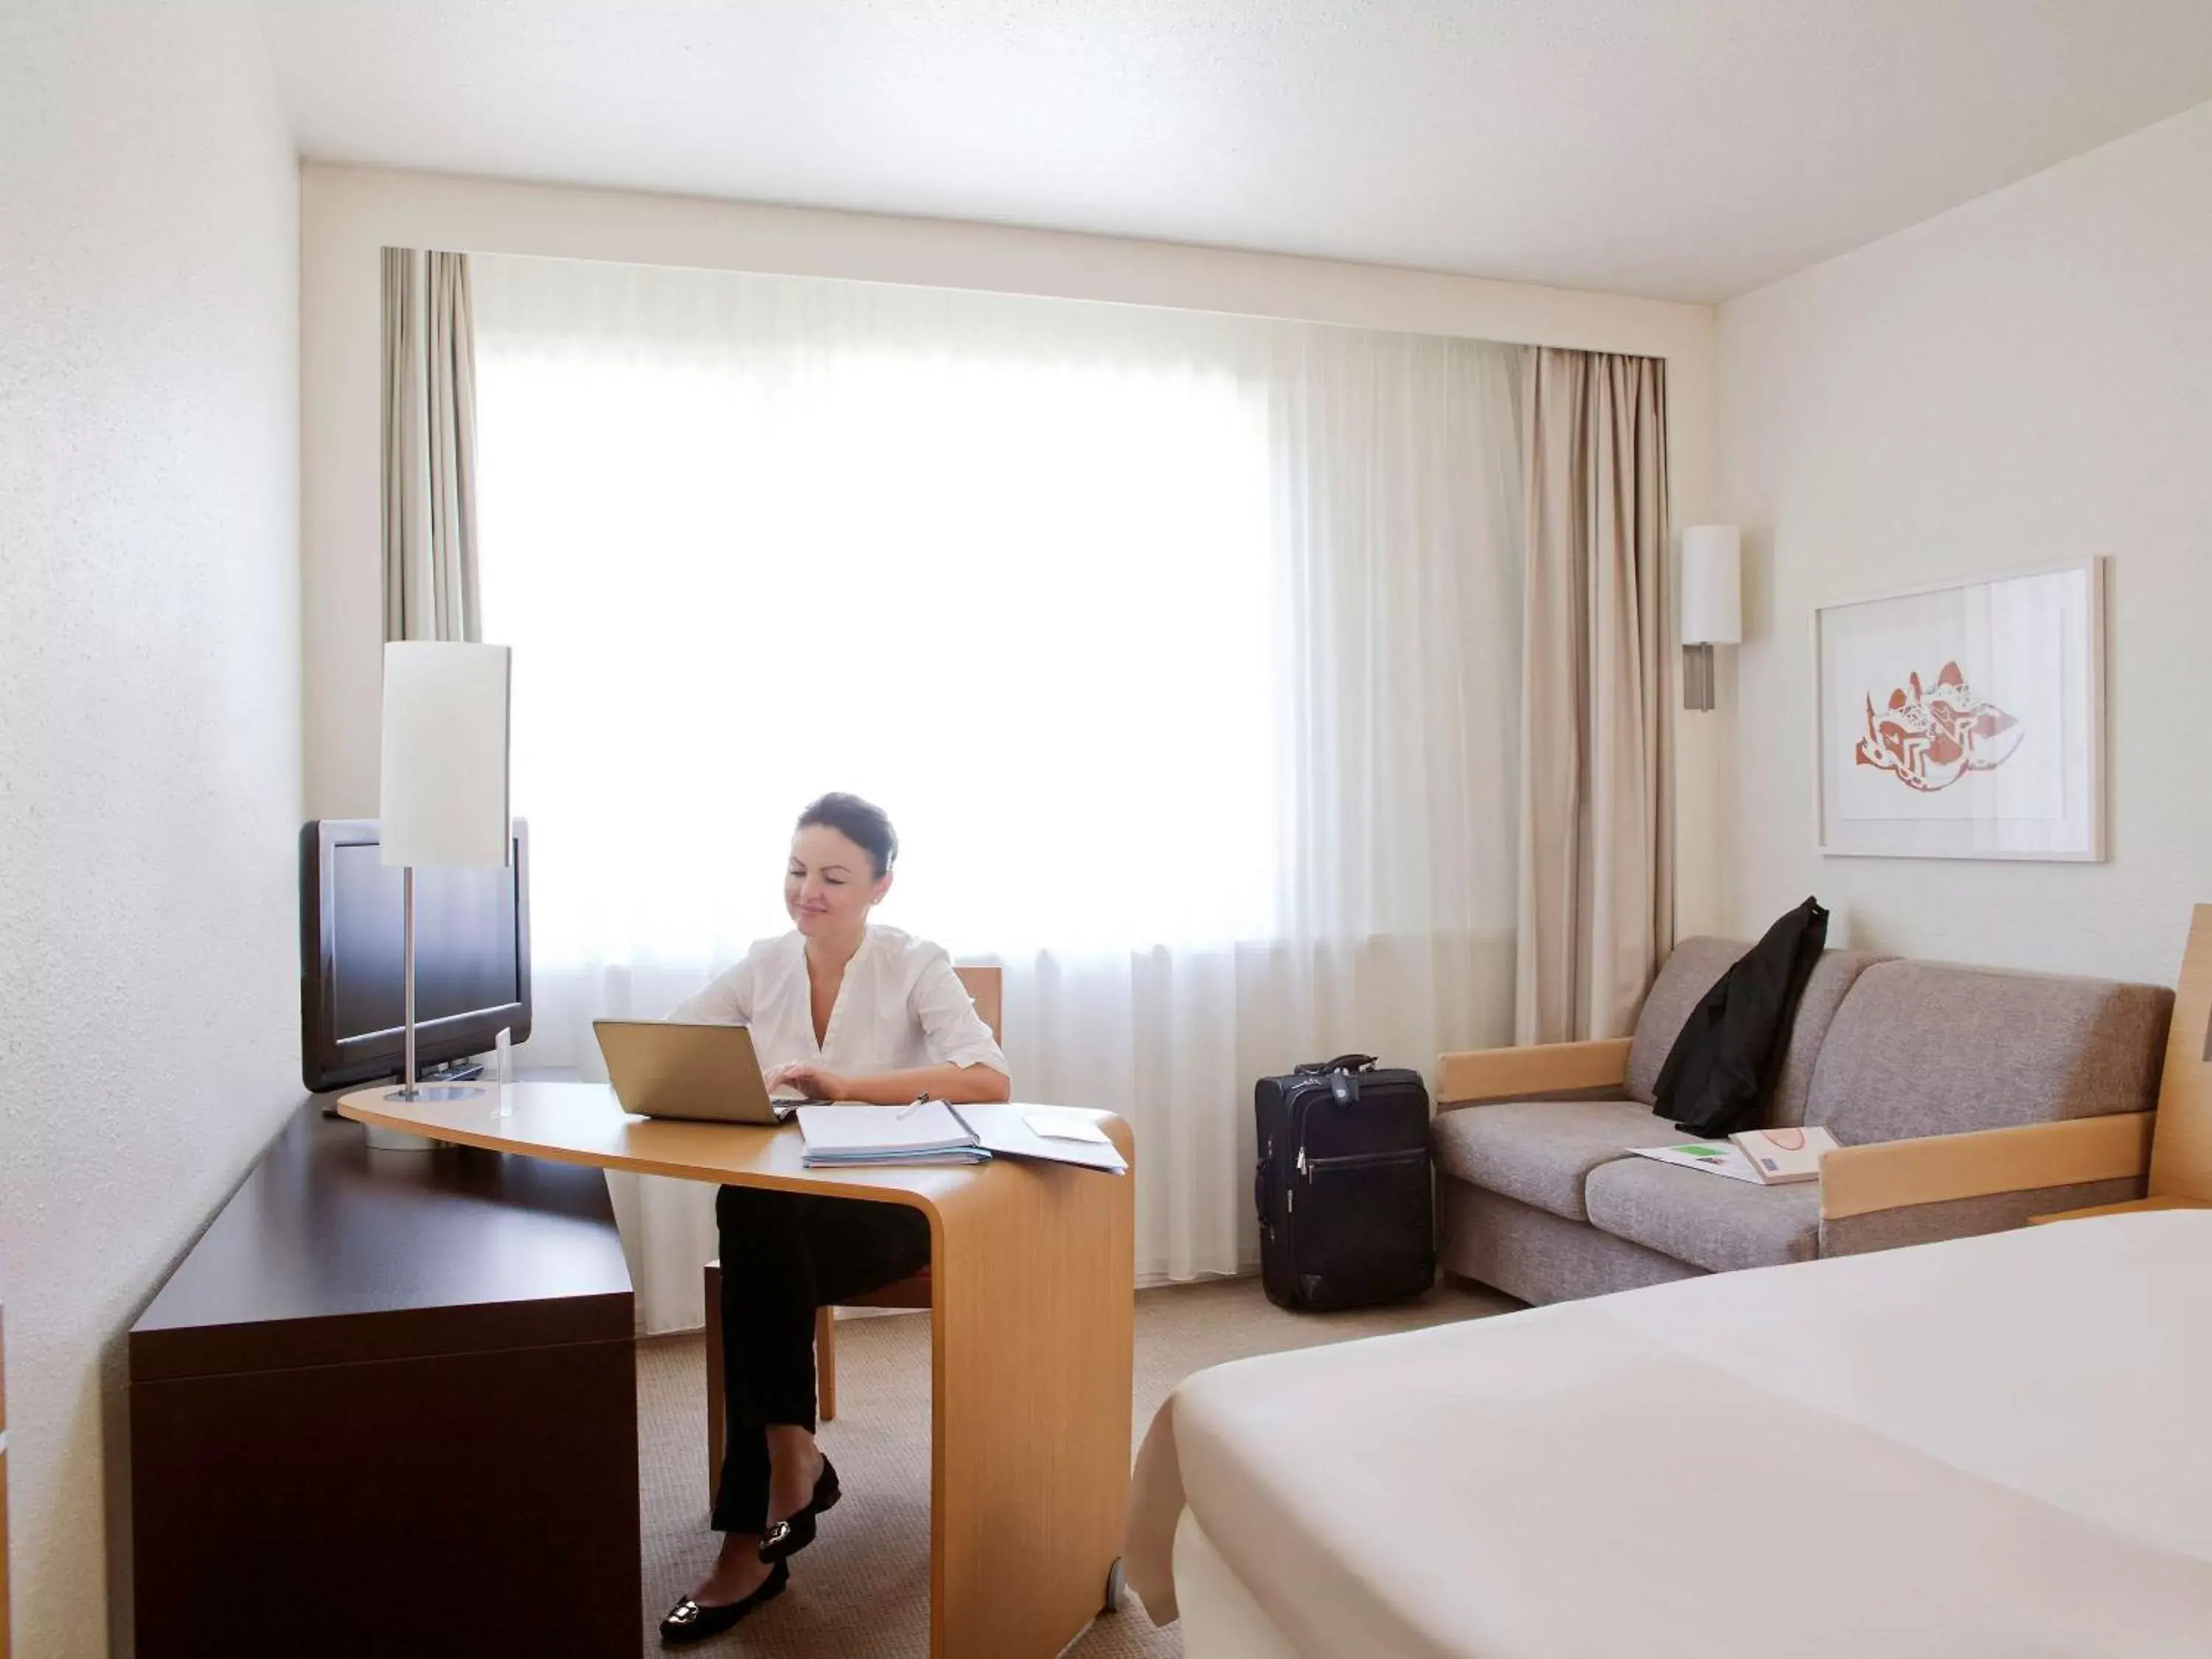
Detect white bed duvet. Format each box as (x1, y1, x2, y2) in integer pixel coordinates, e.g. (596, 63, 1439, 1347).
(1125, 1212, 2212, 1658)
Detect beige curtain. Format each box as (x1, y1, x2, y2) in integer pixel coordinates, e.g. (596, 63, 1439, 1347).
(1515, 348, 1673, 1043)
(381, 248, 481, 642)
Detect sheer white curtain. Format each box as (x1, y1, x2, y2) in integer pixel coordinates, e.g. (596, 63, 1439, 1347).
(475, 254, 1524, 1332)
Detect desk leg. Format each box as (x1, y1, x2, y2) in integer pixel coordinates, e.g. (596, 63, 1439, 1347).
(924, 1129, 1135, 1659)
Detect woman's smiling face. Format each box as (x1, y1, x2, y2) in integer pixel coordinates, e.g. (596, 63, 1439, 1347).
(785, 822, 891, 939)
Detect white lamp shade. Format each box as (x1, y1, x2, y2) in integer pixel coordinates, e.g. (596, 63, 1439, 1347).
(1681, 525, 1743, 645)
(379, 641, 512, 868)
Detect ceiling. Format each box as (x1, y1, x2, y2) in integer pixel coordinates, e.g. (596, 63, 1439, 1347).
(253, 1, 2212, 303)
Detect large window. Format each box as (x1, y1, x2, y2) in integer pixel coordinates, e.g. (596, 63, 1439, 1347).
(474, 252, 1524, 1308)
(479, 264, 1275, 964)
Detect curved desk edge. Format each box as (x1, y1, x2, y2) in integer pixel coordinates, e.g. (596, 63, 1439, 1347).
(924, 1115, 1136, 1657)
(335, 1081, 1112, 1214)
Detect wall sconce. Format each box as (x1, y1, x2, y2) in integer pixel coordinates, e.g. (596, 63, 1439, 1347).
(1680, 524, 1742, 712)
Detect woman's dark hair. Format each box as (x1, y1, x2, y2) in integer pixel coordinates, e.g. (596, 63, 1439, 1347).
(796, 793, 898, 879)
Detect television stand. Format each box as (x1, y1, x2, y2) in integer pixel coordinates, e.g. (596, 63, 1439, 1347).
(130, 1101, 637, 1655)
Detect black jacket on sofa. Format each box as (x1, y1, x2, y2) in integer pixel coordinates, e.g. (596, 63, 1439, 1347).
(1654, 898, 1830, 1138)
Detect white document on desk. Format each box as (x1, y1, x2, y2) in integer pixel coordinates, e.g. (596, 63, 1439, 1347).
(953, 1105, 1128, 1174)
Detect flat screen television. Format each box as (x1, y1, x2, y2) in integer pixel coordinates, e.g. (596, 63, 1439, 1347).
(299, 818, 532, 1092)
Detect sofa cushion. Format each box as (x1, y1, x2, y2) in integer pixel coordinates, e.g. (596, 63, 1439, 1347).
(1761, 949, 1893, 1128)
(1583, 1156, 1822, 1273)
(1431, 1100, 1663, 1222)
(1624, 938, 1893, 1125)
(1437, 1179, 1703, 1304)
(1805, 961, 2173, 1146)
(1624, 937, 1744, 1105)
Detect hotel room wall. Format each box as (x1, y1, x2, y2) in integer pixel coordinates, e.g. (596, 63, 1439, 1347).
(298, 164, 1734, 937)
(1717, 98, 2212, 986)
(0, 4, 304, 1655)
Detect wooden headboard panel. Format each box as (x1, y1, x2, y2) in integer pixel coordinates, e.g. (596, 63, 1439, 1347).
(2149, 904, 2212, 1200)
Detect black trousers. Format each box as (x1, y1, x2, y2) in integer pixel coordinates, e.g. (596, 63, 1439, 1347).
(711, 1183, 931, 1535)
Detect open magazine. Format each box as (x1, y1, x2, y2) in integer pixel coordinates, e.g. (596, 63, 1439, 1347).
(1731, 1126, 1838, 1183)
(1630, 1126, 1839, 1186)
(1628, 1141, 1765, 1183)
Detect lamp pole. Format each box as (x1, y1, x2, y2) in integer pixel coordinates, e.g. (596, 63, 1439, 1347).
(400, 864, 417, 1100)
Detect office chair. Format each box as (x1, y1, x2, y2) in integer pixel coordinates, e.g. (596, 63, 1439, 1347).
(704, 964, 1003, 1498)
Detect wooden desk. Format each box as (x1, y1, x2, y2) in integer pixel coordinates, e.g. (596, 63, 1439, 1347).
(341, 1082, 1136, 1659)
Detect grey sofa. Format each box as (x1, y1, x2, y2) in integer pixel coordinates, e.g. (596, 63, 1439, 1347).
(1432, 937, 2173, 1305)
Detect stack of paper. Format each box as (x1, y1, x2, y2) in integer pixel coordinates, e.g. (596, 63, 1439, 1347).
(796, 1102, 987, 1167)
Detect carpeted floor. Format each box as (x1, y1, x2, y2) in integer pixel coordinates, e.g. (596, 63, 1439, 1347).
(636, 1276, 1517, 1655)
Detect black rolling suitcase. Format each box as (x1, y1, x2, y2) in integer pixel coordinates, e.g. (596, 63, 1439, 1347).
(1253, 1054, 1435, 1311)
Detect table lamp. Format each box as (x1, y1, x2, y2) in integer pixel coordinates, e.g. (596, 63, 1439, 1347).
(379, 640, 512, 1112)
(1680, 524, 1742, 712)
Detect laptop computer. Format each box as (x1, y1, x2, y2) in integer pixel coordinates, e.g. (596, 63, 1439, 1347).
(592, 1020, 799, 1124)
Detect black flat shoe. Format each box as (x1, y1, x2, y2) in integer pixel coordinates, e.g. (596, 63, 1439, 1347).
(658, 1558, 789, 1646)
(759, 1455, 841, 1563)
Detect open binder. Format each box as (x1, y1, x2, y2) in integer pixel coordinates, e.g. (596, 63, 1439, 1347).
(796, 1102, 1127, 1174)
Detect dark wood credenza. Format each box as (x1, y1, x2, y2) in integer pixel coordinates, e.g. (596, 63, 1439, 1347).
(128, 1102, 640, 1657)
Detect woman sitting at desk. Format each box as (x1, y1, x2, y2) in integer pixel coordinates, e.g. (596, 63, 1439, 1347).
(657, 792, 1011, 1646)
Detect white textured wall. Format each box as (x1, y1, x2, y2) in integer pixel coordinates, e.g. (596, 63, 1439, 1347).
(1717, 99, 2212, 984)
(298, 164, 1732, 936)
(0, 4, 302, 1652)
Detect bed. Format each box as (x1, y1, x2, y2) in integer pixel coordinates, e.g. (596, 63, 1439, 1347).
(1124, 1211, 2212, 1658)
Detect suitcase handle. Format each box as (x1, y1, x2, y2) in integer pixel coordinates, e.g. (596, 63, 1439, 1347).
(1294, 1053, 1378, 1076)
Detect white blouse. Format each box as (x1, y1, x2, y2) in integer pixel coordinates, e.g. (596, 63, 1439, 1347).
(667, 925, 1009, 1083)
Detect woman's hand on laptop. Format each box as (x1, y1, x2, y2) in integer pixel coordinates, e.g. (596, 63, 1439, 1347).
(766, 1062, 850, 1102)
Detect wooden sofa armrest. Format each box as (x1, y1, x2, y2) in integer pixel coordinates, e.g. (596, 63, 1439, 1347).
(1436, 1038, 1632, 1106)
(1819, 1113, 2155, 1222)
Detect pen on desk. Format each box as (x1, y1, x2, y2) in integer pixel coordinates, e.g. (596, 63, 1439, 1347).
(894, 1093, 934, 1119)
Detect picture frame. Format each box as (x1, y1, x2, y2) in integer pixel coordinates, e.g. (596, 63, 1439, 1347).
(1812, 557, 2105, 861)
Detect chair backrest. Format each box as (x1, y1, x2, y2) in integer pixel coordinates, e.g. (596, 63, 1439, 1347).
(953, 964, 1004, 1045)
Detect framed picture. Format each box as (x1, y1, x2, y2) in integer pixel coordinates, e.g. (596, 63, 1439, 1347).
(1813, 557, 2104, 860)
